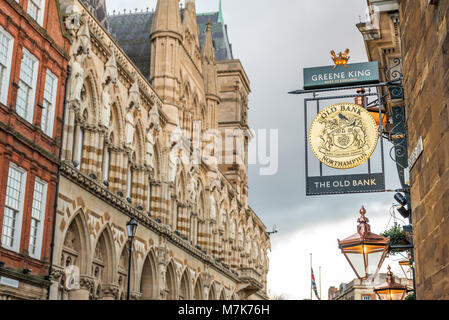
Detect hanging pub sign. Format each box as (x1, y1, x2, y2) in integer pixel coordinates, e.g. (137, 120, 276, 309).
(303, 61, 380, 90)
(306, 102, 384, 195)
(309, 103, 379, 169)
(290, 49, 387, 196)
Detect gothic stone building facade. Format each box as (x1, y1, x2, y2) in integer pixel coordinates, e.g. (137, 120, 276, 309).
(49, 0, 270, 300)
(358, 0, 449, 299)
(0, 0, 69, 299)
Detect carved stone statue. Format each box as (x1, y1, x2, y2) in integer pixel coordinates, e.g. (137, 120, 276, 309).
(68, 53, 85, 103)
(128, 77, 140, 110)
(168, 143, 179, 183)
(125, 106, 135, 149)
(146, 126, 155, 169)
(103, 48, 118, 86)
(230, 220, 236, 240)
(168, 127, 182, 183)
(238, 227, 243, 249)
(187, 167, 197, 204)
(148, 104, 160, 132)
(100, 85, 111, 128)
(245, 234, 251, 255)
(67, 13, 91, 104)
(209, 194, 216, 220)
(220, 208, 227, 230)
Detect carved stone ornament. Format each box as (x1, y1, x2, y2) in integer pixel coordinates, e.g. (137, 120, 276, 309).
(103, 47, 118, 86)
(209, 194, 216, 220)
(125, 105, 135, 149)
(100, 84, 112, 128)
(187, 167, 198, 204)
(148, 105, 160, 132)
(127, 77, 140, 110)
(79, 276, 95, 291)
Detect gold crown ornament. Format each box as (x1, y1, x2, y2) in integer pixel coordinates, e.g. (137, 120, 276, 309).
(331, 49, 350, 69)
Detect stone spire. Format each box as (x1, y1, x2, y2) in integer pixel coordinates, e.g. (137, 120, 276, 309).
(202, 21, 218, 96)
(183, 0, 200, 48)
(150, 0, 182, 38)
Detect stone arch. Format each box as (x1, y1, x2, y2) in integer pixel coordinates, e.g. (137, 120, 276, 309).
(108, 101, 125, 147)
(152, 139, 162, 181)
(60, 209, 91, 275)
(117, 241, 138, 297)
(208, 282, 217, 300)
(80, 70, 100, 126)
(193, 275, 204, 300)
(175, 168, 187, 203)
(219, 289, 226, 300)
(139, 249, 158, 300)
(91, 224, 116, 285)
(179, 268, 192, 300)
(133, 119, 146, 166)
(165, 261, 178, 300)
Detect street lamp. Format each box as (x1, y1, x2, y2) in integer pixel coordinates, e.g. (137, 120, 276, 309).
(126, 217, 138, 300)
(338, 206, 390, 280)
(399, 257, 412, 279)
(374, 265, 408, 300)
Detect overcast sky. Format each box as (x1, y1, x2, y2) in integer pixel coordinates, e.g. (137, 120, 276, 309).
(107, 0, 409, 299)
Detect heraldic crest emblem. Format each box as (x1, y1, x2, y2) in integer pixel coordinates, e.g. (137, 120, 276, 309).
(309, 103, 379, 169)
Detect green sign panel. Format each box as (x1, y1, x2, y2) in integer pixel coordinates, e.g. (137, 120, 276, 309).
(303, 62, 380, 90)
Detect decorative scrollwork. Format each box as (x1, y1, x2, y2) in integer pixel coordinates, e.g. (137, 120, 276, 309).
(385, 58, 403, 82)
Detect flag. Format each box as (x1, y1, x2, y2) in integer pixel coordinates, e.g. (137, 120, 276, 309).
(311, 268, 321, 300)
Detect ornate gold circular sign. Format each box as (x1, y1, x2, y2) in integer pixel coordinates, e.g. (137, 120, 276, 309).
(309, 102, 379, 169)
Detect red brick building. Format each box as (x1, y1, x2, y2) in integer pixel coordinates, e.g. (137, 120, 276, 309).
(0, 0, 69, 299)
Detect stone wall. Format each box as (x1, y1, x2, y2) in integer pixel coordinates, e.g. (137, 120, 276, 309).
(400, 0, 449, 300)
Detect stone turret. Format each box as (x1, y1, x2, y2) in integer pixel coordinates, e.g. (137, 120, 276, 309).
(150, 0, 183, 123)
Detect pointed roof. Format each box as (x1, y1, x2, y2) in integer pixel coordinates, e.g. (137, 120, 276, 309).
(217, 0, 223, 24)
(150, 0, 182, 38)
(202, 21, 215, 61)
(108, 7, 233, 79)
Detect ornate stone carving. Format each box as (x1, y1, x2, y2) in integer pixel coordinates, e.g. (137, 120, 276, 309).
(238, 227, 244, 249)
(127, 76, 140, 110)
(125, 104, 135, 150)
(220, 207, 227, 230)
(79, 276, 95, 291)
(187, 166, 198, 204)
(103, 46, 118, 86)
(209, 194, 216, 220)
(100, 85, 112, 128)
(102, 284, 120, 299)
(168, 127, 182, 183)
(230, 220, 236, 240)
(148, 104, 160, 132)
(67, 13, 91, 104)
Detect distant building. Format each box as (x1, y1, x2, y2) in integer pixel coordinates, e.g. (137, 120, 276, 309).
(0, 0, 69, 299)
(48, 0, 270, 300)
(328, 273, 411, 300)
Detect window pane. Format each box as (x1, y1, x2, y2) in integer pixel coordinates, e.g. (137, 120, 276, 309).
(0, 28, 13, 105)
(2, 166, 24, 248)
(27, 0, 42, 21)
(42, 71, 56, 135)
(16, 52, 36, 121)
(29, 180, 46, 256)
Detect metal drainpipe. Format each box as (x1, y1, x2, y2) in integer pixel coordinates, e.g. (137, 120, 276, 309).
(47, 65, 71, 300)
